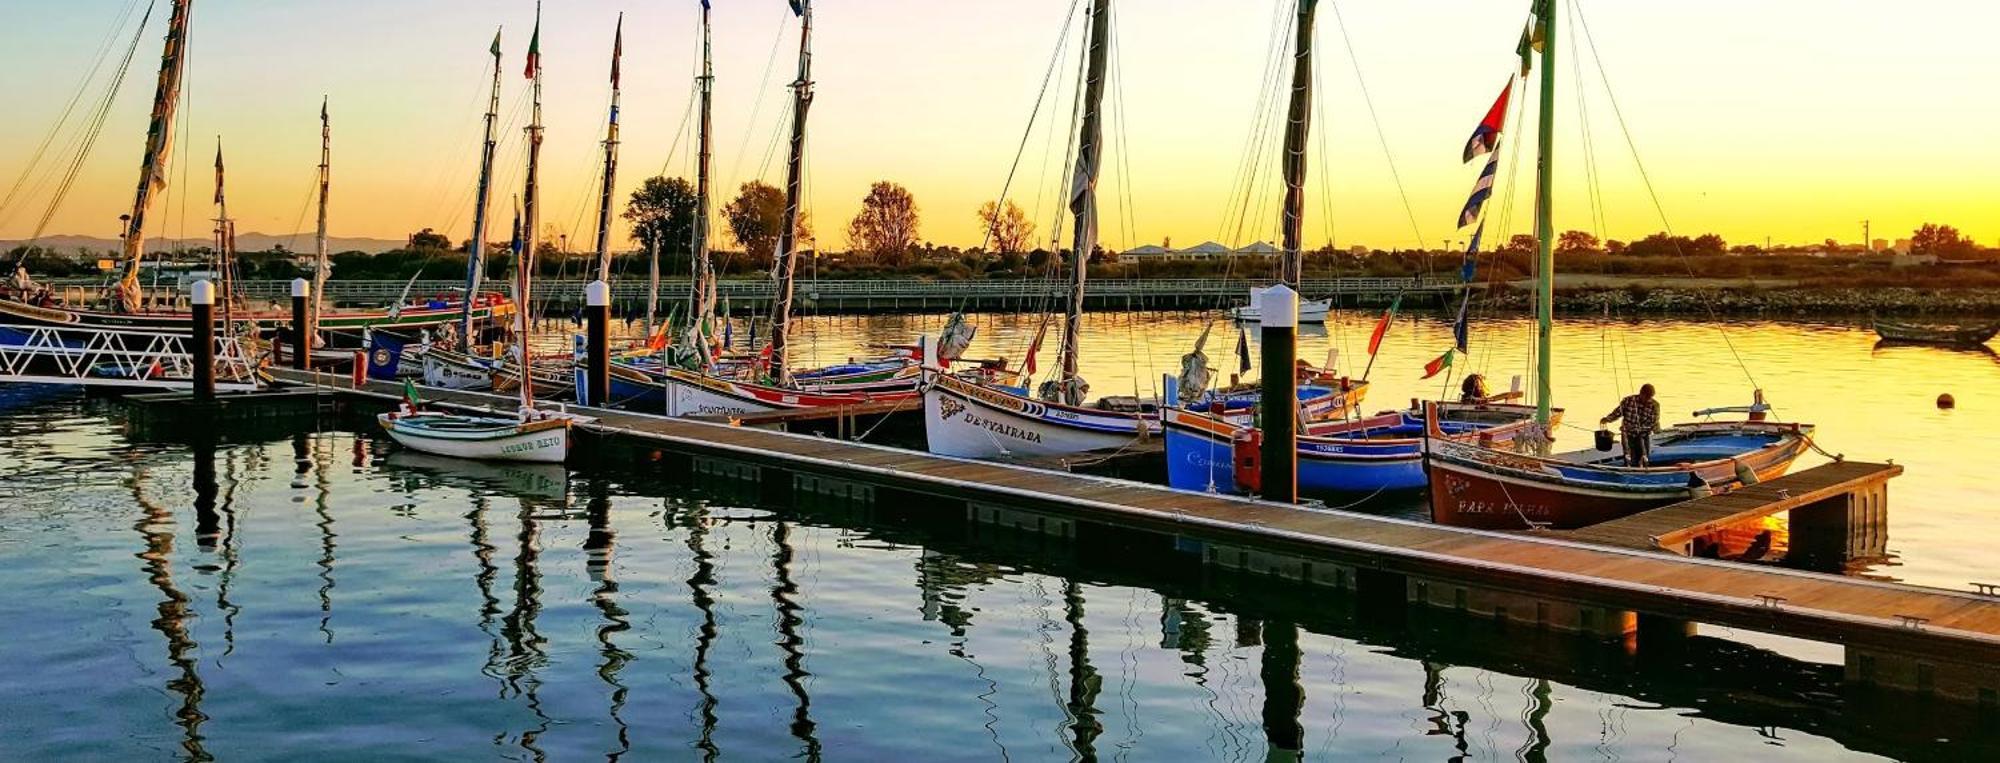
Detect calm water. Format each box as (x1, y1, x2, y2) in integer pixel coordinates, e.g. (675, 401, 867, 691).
(2, 314, 1996, 760)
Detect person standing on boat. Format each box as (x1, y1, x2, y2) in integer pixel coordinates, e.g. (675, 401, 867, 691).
(1459, 374, 1488, 403)
(1601, 384, 1661, 466)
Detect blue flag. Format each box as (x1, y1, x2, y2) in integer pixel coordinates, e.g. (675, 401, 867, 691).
(366, 333, 406, 380)
(1452, 296, 1470, 353)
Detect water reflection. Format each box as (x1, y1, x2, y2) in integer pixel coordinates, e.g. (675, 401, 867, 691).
(771, 521, 823, 759)
(3, 396, 1993, 760)
(135, 446, 210, 760)
(584, 479, 633, 761)
(677, 502, 723, 761)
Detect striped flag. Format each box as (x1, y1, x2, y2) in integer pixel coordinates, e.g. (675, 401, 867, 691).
(1458, 153, 1499, 228)
(1462, 81, 1512, 162)
(1452, 295, 1470, 352)
(1422, 349, 1455, 380)
(524, 4, 541, 78)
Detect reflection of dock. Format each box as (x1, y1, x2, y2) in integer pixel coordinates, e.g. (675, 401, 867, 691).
(1559, 460, 1898, 560)
(265, 367, 2000, 704)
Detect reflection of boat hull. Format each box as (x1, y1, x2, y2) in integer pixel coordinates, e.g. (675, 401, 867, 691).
(1872, 319, 1999, 346)
(1163, 403, 1545, 494)
(1424, 419, 1813, 530)
(377, 411, 570, 463)
(382, 450, 568, 498)
(922, 373, 1156, 459)
(1230, 298, 1331, 324)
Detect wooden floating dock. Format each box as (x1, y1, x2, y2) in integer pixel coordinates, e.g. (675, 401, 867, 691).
(1561, 459, 1900, 558)
(262, 367, 2000, 703)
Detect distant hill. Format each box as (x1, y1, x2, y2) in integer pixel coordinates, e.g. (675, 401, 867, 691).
(2, 233, 409, 256)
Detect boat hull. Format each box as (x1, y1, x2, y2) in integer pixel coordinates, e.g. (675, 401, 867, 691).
(422, 350, 496, 390)
(923, 373, 1156, 459)
(1163, 404, 1543, 494)
(376, 412, 570, 464)
(1230, 298, 1331, 324)
(1873, 319, 1999, 346)
(1425, 420, 1813, 530)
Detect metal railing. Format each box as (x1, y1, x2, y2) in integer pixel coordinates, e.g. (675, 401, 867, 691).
(0, 323, 261, 391)
(77, 276, 1450, 304)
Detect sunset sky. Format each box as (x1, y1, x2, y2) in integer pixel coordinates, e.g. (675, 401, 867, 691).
(0, 0, 1994, 253)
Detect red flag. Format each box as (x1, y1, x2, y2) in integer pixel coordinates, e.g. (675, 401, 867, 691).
(1367, 294, 1403, 356)
(1022, 322, 1048, 375)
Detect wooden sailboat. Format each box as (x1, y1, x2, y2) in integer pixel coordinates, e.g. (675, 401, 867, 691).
(634, 0, 922, 418)
(380, 6, 572, 465)
(1165, 0, 1532, 495)
(1422, 0, 1814, 530)
(921, 0, 1165, 459)
(0, 0, 511, 340)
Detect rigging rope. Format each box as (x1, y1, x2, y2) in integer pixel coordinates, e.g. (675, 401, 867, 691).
(1325, 0, 1426, 252)
(0, 0, 148, 229)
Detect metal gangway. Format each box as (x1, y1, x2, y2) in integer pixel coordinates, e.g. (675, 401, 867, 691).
(0, 323, 263, 391)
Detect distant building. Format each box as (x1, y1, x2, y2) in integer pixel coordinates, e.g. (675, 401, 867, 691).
(1871, 238, 1889, 252)
(1233, 241, 1283, 256)
(1892, 238, 1913, 255)
(1116, 244, 1176, 264)
(1890, 253, 1939, 268)
(1178, 241, 1233, 260)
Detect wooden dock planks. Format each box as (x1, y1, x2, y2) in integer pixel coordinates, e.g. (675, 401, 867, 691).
(266, 368, 2000, 666)
(1562, 460, 1902, 551)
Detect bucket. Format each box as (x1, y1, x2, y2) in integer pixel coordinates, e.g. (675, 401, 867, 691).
(1594, 428, 1615, 452)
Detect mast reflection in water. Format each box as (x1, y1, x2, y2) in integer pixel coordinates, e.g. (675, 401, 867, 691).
(0, 391, 1990, 760)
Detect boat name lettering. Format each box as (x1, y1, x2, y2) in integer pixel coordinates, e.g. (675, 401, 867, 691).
(499, 436, 562, 454)
(961, 412, 1043, 444)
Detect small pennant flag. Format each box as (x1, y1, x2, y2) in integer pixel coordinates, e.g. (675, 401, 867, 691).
(524, 4, 541, 78)
(1422, 349, 1455, 380)
(1022, 321, 1049, 375)
(402, 379, 423, 405)
(789, 0, 807, 17)
(1367, 294, 1403, 356)
(212, 142, 225, 205)
(1458, 154, 1499, 228)
(490, 27, 502, 59)
(1463, 82, 1512, 163)
(1516, 14, 1543, 77)
(609, 14, 624, 88)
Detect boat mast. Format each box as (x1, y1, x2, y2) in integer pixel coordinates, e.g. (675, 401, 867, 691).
(311, 98, 331, 349)
(116, 0, 195, 313)
(1531, 0, 1556, 428)
(212, 140, 233, 332)
(520, 3, 545, 412)
(594, 15, 624, 284)
(1053, 0, 1111, 405)
(463, 28, 504, 352)
(767, 0, 814, 387)
(1278, 0, 1318, 288)
(688, 0, 715, 354)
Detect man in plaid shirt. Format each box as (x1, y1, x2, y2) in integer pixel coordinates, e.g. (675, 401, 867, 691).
(1600, 383, 1660, 466)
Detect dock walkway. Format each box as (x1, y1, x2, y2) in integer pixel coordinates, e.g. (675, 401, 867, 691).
(1562, 460, 1902, 552)
(266, 367, 2000, 697)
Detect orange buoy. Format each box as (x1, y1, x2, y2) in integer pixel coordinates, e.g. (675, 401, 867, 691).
(1937, 393, 1956, 410)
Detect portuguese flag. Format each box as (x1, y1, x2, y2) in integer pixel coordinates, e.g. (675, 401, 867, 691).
(523, 7, 541, 79)
(1421, 349, 1454, 379)
(1367, 293, 1403, 356)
